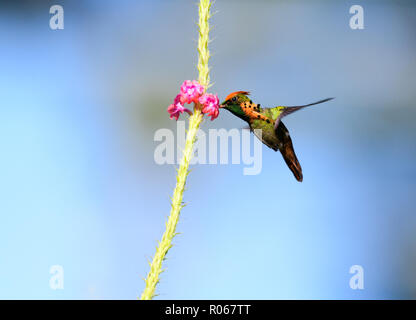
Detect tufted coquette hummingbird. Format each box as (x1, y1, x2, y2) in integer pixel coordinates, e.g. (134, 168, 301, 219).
(220, 91, 333, 182)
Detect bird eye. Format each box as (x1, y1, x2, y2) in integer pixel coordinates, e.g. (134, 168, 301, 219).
(231, 96, 237, 102)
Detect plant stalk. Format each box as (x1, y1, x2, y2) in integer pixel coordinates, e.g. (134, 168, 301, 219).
(140, 0, 212, 300)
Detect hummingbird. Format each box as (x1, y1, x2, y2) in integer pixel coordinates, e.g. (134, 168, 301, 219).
(220, 91, 333, 182)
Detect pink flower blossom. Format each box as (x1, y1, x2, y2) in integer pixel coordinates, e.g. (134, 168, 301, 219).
(167, 94, 192, 120)
(199, 93, 220, 120)
(180, 80, 205, 104)
(167, 80, 220, 121)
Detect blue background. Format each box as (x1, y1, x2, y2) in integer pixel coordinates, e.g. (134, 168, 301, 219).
(0, 0, 415, 299)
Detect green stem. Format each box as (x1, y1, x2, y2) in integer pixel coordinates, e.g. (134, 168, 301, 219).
(140, 0, 212, 300)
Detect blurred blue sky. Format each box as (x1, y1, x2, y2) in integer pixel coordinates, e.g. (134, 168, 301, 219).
(0, 0, 415, 299)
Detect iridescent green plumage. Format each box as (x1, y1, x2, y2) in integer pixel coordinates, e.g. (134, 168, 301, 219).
(221, 91, 333, 182)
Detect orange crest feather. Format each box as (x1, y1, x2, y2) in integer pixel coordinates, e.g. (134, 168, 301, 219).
(224, 91, 250, 102)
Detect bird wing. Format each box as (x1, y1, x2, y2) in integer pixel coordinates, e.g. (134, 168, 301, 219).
(273, 98, 334, 130)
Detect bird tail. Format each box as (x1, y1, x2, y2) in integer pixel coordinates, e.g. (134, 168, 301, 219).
(276, 121, 303, 182)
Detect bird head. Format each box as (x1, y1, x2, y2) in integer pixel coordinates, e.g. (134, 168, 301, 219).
(220, 91, 251, 119)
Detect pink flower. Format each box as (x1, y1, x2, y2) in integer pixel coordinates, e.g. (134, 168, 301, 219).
(167, 94, 192, 120)
(180, 80, 205, 104)
(167, 80, 220, 121)
(199, 93, 220, 120)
